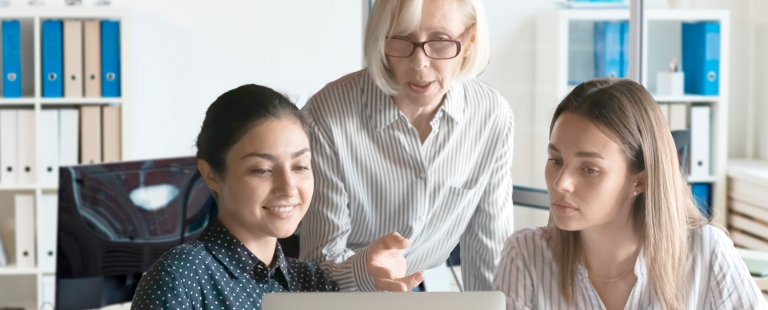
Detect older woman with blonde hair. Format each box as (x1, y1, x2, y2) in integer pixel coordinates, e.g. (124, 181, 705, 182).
(493, 77, 765, 309)
(300, 0, 514, 292)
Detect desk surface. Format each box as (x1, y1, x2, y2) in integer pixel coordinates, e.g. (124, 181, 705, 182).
(737, 248, 768, 293)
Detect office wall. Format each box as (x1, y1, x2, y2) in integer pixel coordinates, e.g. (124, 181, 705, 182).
(750, 2, 768, 161)
(478, 0, 558, 187)
(126, 0, 364, 160)
(123, 0, 760, 176)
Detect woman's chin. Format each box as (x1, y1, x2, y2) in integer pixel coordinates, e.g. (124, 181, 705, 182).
(553, 217, 584, 232)
(267, 224, 300, 239)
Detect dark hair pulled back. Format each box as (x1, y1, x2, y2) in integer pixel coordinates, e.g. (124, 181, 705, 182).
(196, 84, 307, 175)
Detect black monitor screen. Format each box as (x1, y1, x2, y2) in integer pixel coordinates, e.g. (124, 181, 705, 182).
(56, 157, 215, 310)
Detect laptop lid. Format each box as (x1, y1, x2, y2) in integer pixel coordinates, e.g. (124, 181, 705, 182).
(743, 257, 768, 277)
(262, 292, 506, 310)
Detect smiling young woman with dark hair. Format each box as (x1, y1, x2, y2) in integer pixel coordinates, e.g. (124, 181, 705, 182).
(493, 77, 765, 310)
(130, 84, 338, 310)
(131, 84, 420, 310)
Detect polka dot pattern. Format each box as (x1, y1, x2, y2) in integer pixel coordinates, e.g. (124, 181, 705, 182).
(131, 220, 339, 309)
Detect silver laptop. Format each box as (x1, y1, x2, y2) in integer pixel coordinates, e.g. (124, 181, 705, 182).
(262, 292, 506, 310)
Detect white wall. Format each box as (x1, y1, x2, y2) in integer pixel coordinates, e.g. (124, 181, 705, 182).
(479, 0, 558, 187)
(750, 1, 768, 160)
(125, 0, 364, 160)
(123, 0, 761, 177)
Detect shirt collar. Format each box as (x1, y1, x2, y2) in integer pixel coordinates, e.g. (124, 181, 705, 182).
(362, 69, 400, 131)
(441, 80, 465, 124)
(200, 220, 291, 282)
(362, 69, 466, 131)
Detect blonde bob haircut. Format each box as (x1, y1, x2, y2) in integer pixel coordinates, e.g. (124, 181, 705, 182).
(364, 0, 491, 95)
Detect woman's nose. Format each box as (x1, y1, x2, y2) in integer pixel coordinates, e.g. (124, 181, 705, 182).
(409, 46, 430, 70)
(553, 169, 575, 194)
(273, 169, 298, 197)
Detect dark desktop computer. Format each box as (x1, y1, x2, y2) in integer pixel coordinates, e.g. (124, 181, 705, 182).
(55, 157, 216, 310)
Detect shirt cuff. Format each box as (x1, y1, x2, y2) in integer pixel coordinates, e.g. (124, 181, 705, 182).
(352, 246, 378, 292)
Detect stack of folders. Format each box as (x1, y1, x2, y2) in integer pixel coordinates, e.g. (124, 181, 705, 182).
(594, 21, 630, 80)
(682, 22, 720, 96)
(37, 194, 58, 272)
(2, 20, 23, 98)
(0, 109, 37, 185)
(14, 194, 35, 268)
(0, 228, 7, 266)
(662, 103, 713, 219)
(78, 105, 122, 165)
(0, 193, 57, 271)
(0, 106, 120, 186)
(42, 19, 120, 98)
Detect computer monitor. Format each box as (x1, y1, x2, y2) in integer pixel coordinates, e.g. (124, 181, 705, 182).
(263, 292, 506, 310)
(56, 157, 216, 310)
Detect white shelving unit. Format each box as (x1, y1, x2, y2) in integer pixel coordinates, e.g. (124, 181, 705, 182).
(0, 7, 130, 310)
(535, 9, 730, 227)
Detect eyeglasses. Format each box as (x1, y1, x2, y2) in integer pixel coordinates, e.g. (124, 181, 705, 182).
(384, 29, 470, 60)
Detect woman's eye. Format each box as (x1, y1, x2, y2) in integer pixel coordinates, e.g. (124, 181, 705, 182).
(584, 168, 598, 174)
(252, 169, 271, 175)
(548, 158, 563, 166)
(294, 165, 310, 171)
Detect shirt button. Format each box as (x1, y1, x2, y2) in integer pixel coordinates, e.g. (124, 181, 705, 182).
(419, 172, 426, 179)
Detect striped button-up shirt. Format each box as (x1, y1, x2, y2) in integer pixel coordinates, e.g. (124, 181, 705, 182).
(299, 69, 515, 291)
(493, 225, 767, 309)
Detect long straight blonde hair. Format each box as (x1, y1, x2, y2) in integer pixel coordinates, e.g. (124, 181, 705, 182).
(546, 77, 708, 309)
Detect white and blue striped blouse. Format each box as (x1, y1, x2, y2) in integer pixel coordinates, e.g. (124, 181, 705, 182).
(299, 68, 515, 292)
(493, 225, 767, 309)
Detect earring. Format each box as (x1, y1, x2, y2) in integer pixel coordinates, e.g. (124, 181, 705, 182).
(634, 191, 637, 196)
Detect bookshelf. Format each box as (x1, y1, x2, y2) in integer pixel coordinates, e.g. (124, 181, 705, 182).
(535, 9, 730, 227)
(0, 7, 130, 310)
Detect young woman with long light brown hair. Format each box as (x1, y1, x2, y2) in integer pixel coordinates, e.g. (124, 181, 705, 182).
(493, 77, 765, 309)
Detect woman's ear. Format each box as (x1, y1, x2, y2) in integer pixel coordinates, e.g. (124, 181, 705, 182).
(198, 159, 223, 196)
(632, 171, 647, 197)
(463, 25, 477, 58)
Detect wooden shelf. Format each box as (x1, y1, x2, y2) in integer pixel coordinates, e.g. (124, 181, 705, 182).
(0, 98, 35, 106)
(40, 97, 121, 105)
(0, 265, 38, 276)
(564, 89, 722, 103)
(546, 9, 729, 22)
(645, 9, 730, 21)
(0, 184, 37, 191)
(0, 7, 126, 19)
(653, 94, 720, 103)
(687, 175, 717, 183)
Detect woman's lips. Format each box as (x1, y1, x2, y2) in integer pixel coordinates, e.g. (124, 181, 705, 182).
(552, 202, 579, 215)
(262, 205, 297, 220)
(408, 81, 434, 95)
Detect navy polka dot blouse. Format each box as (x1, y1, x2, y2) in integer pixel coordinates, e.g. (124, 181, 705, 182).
(131, 220, 339, 309)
